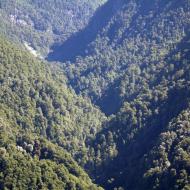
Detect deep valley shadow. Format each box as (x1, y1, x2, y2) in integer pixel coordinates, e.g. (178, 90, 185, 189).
(47, 0, 125, 62)
(88, 34, 190, 189)
(91, 85, 190, 190)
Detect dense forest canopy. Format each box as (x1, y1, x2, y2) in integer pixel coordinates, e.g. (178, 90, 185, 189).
(0, 0, 106, 56)
(0, 36, 105, 189)
(0, 0, 190, 189)
(53, 0, 190, 115)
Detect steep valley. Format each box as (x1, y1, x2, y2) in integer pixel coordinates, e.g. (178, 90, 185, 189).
(0, 0, 190, 190)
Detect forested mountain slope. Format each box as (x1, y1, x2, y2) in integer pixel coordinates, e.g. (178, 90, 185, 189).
(1, 0, 190, 190)
(0, 120, 102, 190)
(0, 36, 105, 189)
(47, 0, 190, 189)
(47, 0, 124, 62)
(52, 0, 190, 115)
(0, 0, 106, 56)
(86, 34, 190, 189)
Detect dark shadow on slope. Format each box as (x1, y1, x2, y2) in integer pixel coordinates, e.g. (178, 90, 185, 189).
(88, 34, 190, 189)
(98, 27, 190, 116)
(91, 85, 190, 190)
(166, 31, 190, 62)
(47, 0, 125, 62)
(95, 80, 122, 115)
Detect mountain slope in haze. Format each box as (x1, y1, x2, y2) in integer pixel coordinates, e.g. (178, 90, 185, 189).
(0, 0, 106, 56)
(0, 36, 106, 189)
(47, 0, 124, 62)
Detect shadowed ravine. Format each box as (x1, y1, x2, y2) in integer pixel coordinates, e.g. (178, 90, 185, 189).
(47, 0, 125, 62)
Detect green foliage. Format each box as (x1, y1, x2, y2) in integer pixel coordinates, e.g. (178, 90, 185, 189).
(53, 0, 190, 189)
(0, 0, 106, 55)
(0, 36, 105, 189)
(0, 119, 102, 190)
(62, 0, 190, 115)
(0, 36, 106, 159)
(1, 0, 190, 190)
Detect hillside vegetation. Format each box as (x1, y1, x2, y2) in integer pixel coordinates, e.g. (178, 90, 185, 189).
(0, 0, 106, 55)
(0, 36, 105, 189)
(55, 0, 190, 114)
(48, 0, 190, 189)
(0, 0, 190, 190)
